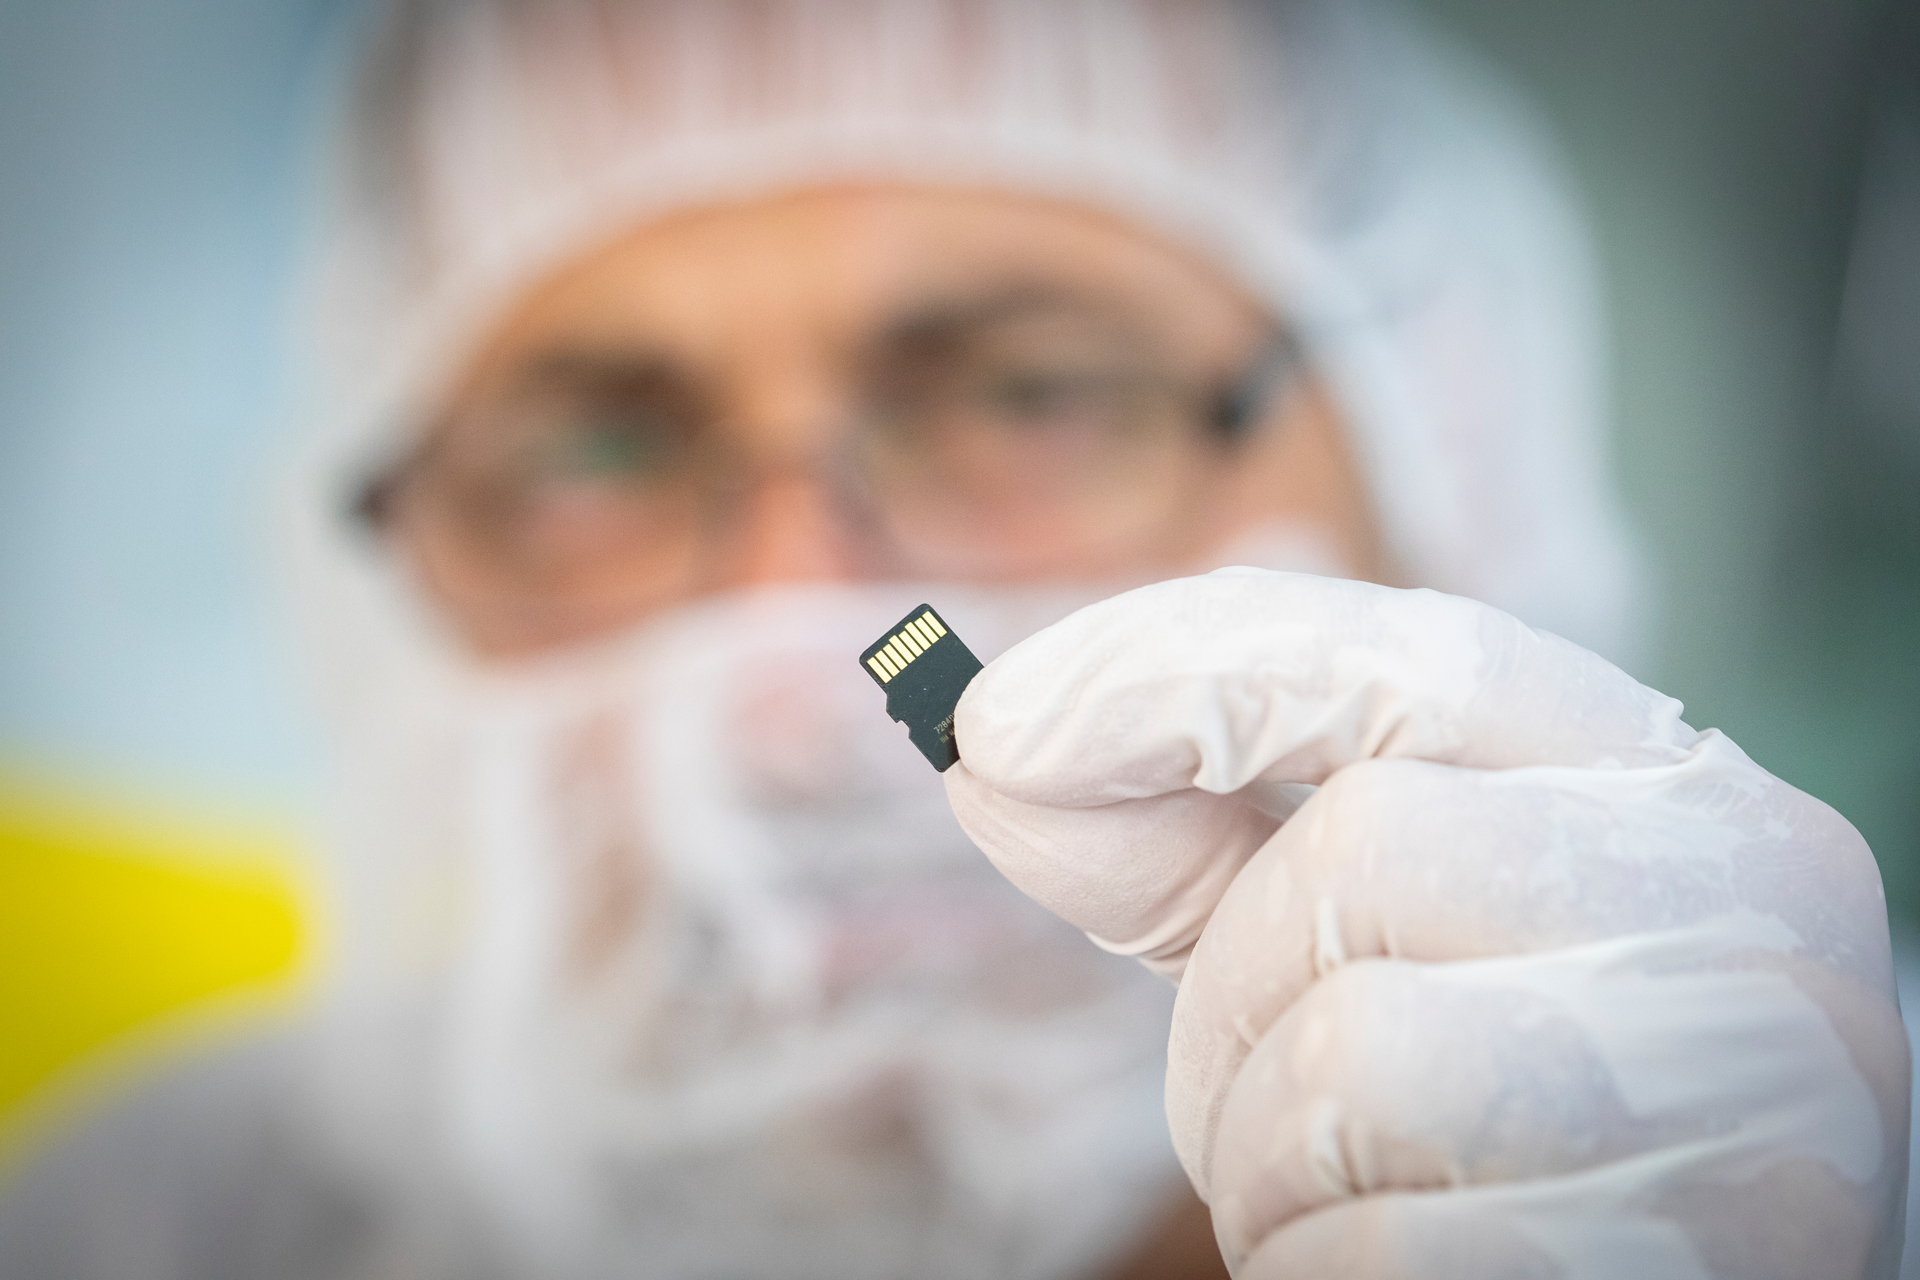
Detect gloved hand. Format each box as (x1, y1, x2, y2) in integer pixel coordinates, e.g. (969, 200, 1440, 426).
(945, 569, 1908, 1279)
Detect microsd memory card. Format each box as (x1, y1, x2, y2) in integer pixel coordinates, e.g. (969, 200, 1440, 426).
(859, 604, 983, 772)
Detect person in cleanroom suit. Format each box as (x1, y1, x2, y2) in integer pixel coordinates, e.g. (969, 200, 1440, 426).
(1, 2, 1906, 1278)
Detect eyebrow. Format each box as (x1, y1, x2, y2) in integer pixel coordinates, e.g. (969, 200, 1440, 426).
(505, 350, 692, 397)
(873, 285, 1146, 355)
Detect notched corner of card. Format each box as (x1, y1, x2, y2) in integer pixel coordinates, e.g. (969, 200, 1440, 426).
(858, 604, 983, 772)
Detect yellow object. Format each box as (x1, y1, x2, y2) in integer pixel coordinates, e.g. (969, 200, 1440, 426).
(0, 771, 312, 1162)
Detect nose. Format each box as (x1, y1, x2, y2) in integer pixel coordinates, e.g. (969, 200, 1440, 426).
(710, 466, 861, 590)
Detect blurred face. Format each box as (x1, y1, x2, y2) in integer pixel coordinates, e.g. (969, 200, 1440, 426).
(374, 185, 1384, 657)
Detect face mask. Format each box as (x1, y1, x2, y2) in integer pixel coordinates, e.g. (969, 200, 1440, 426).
(428, 528, 1352, 1278)
(437, 584, 1173, 1278)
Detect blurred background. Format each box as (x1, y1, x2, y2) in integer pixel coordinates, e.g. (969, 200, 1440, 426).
(1, 0, 1916, 1163)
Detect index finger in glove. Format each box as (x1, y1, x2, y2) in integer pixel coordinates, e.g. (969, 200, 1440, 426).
(955, 569, 1695, 812)
(944, 570, 1695, 969)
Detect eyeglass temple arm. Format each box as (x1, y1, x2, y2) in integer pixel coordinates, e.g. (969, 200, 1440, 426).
(1210, 329, 1303, 440)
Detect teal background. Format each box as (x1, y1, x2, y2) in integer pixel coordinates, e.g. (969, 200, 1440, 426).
(1407, 0, 1920, 919)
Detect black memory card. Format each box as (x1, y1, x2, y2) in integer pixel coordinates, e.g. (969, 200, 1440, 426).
(859, 604, 983, 772)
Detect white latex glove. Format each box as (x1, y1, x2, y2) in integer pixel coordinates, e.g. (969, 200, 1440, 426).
(944, 569, 1909, 1279)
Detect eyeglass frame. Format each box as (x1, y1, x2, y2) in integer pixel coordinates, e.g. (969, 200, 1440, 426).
(351, 322, 1302, 534)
